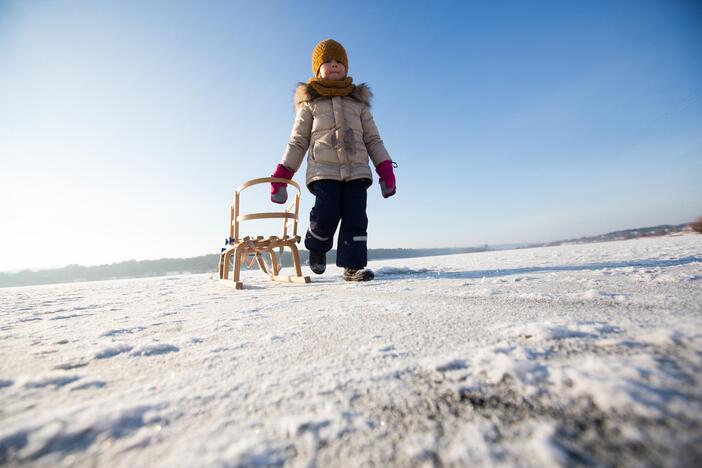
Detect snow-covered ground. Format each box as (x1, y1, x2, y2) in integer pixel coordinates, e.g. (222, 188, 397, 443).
(1, 234, 701, 467)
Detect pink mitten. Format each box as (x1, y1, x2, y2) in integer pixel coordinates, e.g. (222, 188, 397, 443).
(375, 160, 397, 198)
(270, 164, 294, 204)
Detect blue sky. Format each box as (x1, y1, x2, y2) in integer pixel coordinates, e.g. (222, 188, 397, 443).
(1, 0, 700, 271)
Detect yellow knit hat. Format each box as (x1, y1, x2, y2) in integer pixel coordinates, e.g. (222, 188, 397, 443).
(311, 39, 348, 76)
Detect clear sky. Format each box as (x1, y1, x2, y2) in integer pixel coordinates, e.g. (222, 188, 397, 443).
(1, 0, 701, 271)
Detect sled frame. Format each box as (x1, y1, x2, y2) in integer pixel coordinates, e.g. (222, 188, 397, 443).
(218, 177, 311, 289)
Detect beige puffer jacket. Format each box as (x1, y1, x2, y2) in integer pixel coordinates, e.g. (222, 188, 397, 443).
(280, 83, 391, 191)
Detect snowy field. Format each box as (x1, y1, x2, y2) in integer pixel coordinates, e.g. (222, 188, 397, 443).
(1, 234, 701, 467)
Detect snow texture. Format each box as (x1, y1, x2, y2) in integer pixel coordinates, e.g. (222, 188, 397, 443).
(1, 234, 701, 466)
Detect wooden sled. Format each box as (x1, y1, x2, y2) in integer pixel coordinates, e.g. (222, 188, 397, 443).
(218, 177, 311, 289)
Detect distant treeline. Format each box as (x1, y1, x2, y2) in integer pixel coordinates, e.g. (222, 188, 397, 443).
(0, 247, 487, 288)
(3, 222, 695, 288)
(536, 223, 691, 247)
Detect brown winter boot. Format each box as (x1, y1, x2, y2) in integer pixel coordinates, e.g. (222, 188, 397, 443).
(343, 268, 374, 282)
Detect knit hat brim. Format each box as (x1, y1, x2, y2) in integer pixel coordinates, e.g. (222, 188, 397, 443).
(311, 39, 348, 76)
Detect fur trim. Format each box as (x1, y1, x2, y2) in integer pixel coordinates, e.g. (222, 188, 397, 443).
(294, 82, 372, 110)
(351, 83, 372, 107)
(294, 82, 314, 110)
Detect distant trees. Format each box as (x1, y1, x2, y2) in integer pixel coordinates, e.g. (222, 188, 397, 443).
(2, 220, 698, 288)
(0, 248, 485, 288)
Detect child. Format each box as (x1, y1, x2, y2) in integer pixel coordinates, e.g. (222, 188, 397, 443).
(270, 39, 396, 282)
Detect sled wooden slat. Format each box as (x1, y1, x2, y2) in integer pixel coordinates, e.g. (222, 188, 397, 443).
(236, 212, 295, 222)
(219, 176, 310, 289)
(237, 177, 302, 192)
(272, 275, 311, 284)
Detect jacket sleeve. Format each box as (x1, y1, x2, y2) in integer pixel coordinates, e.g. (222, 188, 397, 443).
(360, 104, 391, 167)
(280, 103, 313, 172)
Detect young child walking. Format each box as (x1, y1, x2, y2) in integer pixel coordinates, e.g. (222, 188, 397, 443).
(270, 38, 396, 282)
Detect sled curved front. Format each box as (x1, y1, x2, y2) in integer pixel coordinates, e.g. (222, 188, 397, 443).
(218, 177, 310, 289)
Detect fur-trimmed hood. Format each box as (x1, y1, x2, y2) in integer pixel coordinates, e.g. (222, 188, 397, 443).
(294, 82, 372, 110)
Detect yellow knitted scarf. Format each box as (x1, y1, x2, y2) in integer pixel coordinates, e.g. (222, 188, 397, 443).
(307, 76, 355, 97)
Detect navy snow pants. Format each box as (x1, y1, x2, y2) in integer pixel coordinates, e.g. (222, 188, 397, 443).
(305, 179, 370, 269)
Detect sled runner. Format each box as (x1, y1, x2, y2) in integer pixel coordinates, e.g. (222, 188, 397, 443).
(218, 177, 311, 289)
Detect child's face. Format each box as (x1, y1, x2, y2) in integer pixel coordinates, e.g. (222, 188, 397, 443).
(318, 60, 346, 80)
